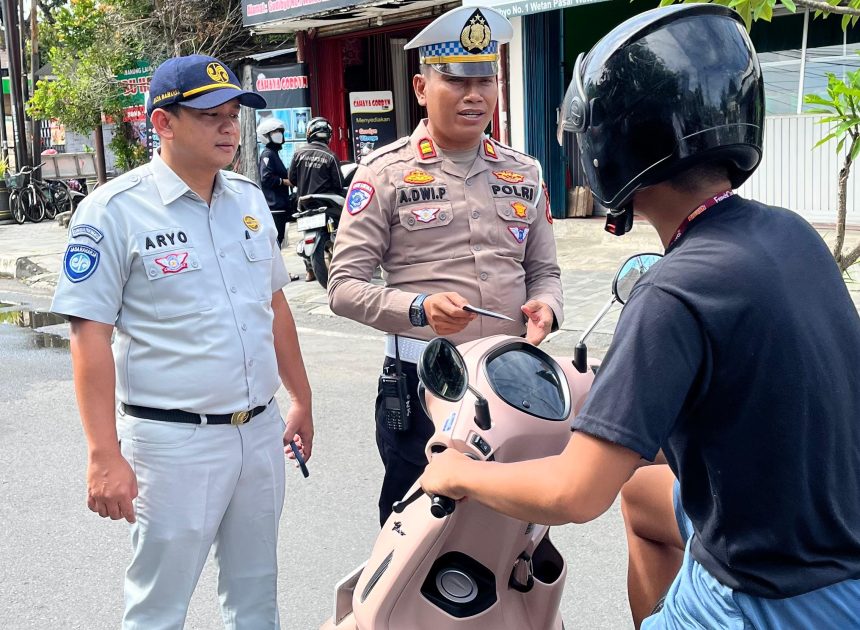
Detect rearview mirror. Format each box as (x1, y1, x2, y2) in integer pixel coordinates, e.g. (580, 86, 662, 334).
(612, 253, 663, 304)
(417, 338, 468, 402)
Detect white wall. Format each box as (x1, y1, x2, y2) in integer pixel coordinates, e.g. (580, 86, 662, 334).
(739, 114, 859, 225)
(507, 16, 526, 153)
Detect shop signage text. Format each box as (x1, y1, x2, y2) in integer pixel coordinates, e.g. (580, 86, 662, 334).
(463, 0, 609, 18)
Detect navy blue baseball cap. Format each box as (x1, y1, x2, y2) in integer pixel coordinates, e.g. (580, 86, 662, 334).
(146, 54, 267, 116)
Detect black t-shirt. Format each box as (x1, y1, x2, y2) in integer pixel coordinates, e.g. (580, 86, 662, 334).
(573, 195, 860, 598)
(288, 141, 343, 198)
(258, 145, 292, 210)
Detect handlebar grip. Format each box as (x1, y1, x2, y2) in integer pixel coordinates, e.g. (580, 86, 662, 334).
(430, 494, 456, 518)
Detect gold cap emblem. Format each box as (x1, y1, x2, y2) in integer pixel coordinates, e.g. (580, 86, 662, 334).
(460, 9, 492, 54)
(206, 62, 229, 83)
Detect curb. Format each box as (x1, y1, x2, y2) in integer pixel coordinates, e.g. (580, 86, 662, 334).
(0, 255, 52, 282)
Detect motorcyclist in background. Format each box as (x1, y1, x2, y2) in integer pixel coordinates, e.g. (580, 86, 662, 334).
(257, 117, 294, 250)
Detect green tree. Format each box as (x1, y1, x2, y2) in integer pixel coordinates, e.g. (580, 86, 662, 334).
(28, 0, 136, 133)
(662, 0, 860, 272)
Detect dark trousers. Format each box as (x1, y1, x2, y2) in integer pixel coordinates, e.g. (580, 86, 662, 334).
(374, 357, 435, 526)
(271, 209, 288, 248)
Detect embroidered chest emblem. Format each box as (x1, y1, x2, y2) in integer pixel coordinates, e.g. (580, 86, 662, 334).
(507, 225, 529, 244)
(243, 215, 260, 231)
(403, 170, 435, 185)
(411, 208, 440, 223)
(494, 170, 525, 184)
(511, 201, 528, 219)
(155, 252, 189, 274)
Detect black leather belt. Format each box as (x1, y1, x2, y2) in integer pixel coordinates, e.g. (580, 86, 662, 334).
(120, 398, 272, 426)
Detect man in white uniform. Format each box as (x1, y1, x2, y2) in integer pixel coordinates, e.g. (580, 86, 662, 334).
(51, 54, 314, 629)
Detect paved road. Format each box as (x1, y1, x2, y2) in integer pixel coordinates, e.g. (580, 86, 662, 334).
(0, 278, 631, 630)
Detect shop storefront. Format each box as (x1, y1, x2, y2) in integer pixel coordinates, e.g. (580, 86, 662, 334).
(242, 0, 461, 162)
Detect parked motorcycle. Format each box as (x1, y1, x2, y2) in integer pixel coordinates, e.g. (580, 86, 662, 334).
(321, 252, 663, 630)
(294, 161, 359, 289)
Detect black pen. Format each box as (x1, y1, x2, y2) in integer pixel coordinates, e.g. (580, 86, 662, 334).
(244, 229, 251, 240)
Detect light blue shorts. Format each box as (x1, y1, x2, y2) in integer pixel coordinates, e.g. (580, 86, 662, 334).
(641, 481, 860, 629)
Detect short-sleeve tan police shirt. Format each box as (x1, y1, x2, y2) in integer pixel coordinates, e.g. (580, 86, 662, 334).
(328, 120, 563, 345)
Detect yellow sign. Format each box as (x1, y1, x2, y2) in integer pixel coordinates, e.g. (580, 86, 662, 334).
(243, 215, 260, 231)
(403, 170, 435, 185)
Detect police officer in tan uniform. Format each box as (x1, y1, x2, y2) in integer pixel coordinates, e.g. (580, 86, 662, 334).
(328, 6, 563, 525)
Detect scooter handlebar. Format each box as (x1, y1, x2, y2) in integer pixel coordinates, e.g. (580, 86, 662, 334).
(430, 494, 456, 518)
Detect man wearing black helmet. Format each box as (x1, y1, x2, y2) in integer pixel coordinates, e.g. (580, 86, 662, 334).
(421, 5, 860, 627)
(288, 116, 343, 282)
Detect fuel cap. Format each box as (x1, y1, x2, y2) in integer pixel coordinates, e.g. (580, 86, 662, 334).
(435, 569, 477, 604)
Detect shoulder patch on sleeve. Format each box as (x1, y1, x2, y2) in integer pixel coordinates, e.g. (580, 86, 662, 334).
(87, 170, 145, 206)
(63, 243, 100, 283)
(346, 182, 375, 215)
(493, 140, 538, 166)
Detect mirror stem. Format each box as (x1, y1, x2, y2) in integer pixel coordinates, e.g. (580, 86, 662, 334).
(573, 342, 588, 374)
(577, 297, 617, 346)
(573, 297, 615, 373)
(467, 385, 492, 430)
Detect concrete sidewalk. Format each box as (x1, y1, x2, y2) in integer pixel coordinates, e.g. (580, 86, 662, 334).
(1, 215, 858, 350)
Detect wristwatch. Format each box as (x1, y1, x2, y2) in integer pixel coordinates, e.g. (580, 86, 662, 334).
(409, 294, 428, 327)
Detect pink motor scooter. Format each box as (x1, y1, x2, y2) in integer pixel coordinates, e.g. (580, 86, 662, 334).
(321, 253, 662, 630)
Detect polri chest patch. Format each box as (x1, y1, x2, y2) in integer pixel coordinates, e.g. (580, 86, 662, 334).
(397, 186, 447, 205)
(63, 243, 100, 283)
(491, 183, 536, 202)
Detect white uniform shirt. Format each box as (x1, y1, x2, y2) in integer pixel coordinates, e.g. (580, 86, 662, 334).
(51, 152, 291, 414)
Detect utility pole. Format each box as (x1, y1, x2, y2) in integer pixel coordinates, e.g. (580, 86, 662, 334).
(0, 44, 9, 164)
(30, 0, 40, 165)
(1, 0, 30, 168)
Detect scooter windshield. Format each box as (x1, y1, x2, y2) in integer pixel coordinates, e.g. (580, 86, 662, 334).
(485, 344, 570, 421)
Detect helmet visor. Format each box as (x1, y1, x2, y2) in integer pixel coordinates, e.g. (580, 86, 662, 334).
(557, 53, 586, 146)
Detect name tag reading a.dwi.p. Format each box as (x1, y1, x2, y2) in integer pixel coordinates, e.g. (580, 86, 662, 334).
(398, 186, 447, 205)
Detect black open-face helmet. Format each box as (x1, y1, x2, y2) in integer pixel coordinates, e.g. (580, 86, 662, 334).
(307, 116, 333, 144)
(557, 5, 765, 235)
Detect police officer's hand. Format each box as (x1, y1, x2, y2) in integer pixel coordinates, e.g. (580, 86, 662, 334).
(522, 300, 554, 345)
(423, 292, 477, 336)
(284, 403, 314, 462)
(87, 450, 138, 523)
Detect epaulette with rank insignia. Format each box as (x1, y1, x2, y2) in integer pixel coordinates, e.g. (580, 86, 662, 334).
(362, 137, 410, 166)
(86, 167, 147, 207)
(222, 170, 261, 190)
(488, 138, 537, 166)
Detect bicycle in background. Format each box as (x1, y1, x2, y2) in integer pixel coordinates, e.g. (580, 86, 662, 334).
(6, 164, 46, 224)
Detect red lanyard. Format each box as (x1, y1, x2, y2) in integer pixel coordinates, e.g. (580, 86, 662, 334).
(667, 190, 734, 250)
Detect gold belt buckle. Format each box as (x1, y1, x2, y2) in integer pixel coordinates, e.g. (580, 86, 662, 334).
(230, 410, 250, 426)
